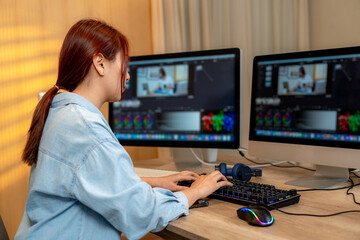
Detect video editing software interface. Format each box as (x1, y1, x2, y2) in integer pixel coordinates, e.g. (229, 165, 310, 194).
(109, 49, 240, 148)
(250, 47, 360, 149)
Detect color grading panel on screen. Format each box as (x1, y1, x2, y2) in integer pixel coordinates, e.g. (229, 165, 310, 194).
(109, 50, 240, 148)
(250, 47, 360, 148)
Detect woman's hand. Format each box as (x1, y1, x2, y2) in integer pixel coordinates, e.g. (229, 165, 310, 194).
(141, 171, 199, 192)
(181, 171, 233, 207)
(158, 171, 199, 191)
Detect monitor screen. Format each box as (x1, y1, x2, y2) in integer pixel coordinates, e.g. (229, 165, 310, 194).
(249, 46, 360, 149)
(248, 46, 360, 187)
(109, 48, 241, 149)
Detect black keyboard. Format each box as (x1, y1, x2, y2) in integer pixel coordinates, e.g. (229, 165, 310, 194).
(179, 178, 300, 209)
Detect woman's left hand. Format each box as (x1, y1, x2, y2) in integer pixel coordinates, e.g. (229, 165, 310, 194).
(142, 171, 199, 192)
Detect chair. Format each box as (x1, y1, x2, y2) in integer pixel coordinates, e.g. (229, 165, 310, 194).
(173, 81, 188, 96)
(0, 215, 9, 240)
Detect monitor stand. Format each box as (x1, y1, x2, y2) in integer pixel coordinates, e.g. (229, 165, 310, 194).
(285, 164, 349, 188)
(171, 148, 218, 171)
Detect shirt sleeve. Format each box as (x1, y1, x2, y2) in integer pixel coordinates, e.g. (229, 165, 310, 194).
(73, 140, 189, 240)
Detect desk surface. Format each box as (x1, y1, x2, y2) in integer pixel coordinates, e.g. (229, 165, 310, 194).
(134, 155, 360, 240)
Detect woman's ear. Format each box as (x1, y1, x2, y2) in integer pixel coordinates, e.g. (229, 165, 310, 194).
(92, 53, 105, 76)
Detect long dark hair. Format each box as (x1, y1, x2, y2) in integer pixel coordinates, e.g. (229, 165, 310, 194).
(22, 19, 129, 166)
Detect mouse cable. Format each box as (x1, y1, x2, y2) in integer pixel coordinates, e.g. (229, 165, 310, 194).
(273, 208, 360, 217)
(237, 150, 315, 171)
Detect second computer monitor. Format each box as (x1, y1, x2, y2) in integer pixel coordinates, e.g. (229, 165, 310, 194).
(109, 48, 241, 151)
(249, 46, 360, 188)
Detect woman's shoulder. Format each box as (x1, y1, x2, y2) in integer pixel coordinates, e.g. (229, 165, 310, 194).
(47, 102, 113, 143)
(72, 104, 114, 139)
(40, 103, 117, 168)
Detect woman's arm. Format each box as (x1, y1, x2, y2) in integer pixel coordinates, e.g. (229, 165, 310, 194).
(142, 170, 233, 207)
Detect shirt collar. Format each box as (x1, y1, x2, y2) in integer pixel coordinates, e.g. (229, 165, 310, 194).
(51, 92, 102, 115)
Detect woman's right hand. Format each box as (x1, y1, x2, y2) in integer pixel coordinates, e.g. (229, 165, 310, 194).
(181, 171, 233, 207)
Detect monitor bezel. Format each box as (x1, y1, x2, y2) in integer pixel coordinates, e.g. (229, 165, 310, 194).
(249, 45, 360, 150)
(109, 48, 241, 149)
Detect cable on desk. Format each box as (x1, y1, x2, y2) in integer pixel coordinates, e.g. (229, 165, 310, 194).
(296, 183, 360, 192)
(270, 177, 360, 216)
(237, 149, 360, 214)
(295, 177, 360, 207)
(274, 208, 360, 217)
(189, 148, 220, 167)
(237, 149, 315, 171)
(238, 147, 249, 152)
(346, 177, 360, 205)
(351, 170, 360, 178)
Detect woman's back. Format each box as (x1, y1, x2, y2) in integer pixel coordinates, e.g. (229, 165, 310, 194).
(16, 92, 123, 239)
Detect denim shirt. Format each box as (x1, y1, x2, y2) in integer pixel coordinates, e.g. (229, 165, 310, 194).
(15, 92, 189, 240)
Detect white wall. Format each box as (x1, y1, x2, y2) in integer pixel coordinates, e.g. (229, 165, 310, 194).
(309, 0, 360, 50)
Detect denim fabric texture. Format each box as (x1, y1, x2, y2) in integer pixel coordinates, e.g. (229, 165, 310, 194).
(15, 92, 189, 240)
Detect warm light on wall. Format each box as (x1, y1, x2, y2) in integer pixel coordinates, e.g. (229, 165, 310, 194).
(0, 25, 61, 193)
(0, 21, 63, 237)
(0, 1, 153, 238)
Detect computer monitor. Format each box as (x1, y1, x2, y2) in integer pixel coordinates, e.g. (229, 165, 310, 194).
(249, 46, 360, 188)
(109, 48, 241, 168)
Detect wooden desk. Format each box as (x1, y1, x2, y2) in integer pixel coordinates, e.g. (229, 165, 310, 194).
(134, 155, 360, 240)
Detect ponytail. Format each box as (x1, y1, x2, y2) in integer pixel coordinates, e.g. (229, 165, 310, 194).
(22, 86, 59, 166)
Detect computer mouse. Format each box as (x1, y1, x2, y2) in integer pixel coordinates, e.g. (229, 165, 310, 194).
(237, 206, 274, 227)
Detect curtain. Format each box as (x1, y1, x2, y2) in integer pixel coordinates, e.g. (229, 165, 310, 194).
(151, 0, 310, 147)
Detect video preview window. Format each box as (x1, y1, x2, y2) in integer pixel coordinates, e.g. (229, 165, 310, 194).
(277, 63, 328, 96)
(136, 64, 189, 98)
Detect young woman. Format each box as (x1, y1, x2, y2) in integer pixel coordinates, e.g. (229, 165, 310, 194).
(15, 19, 232, 240)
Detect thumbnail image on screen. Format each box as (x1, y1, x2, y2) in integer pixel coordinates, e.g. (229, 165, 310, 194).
(136, 64, 189, 98)
(277, 63, 328, 96)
